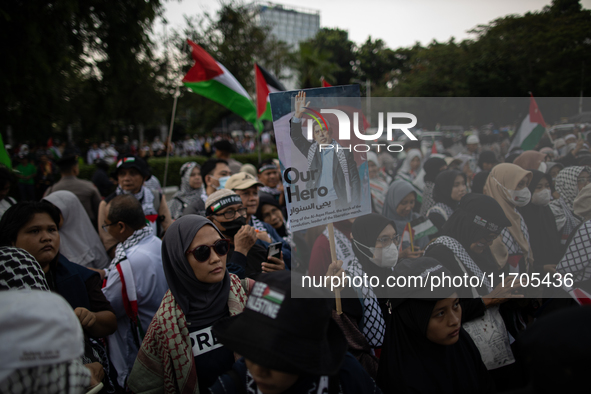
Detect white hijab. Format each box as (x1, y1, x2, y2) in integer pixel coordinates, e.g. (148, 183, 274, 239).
(43, 190, 110, 269)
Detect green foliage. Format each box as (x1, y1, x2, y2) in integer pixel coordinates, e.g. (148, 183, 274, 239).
(77, 153, 278, 187)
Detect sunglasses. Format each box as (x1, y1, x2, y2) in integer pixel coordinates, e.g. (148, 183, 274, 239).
(186, 239, 230, 262)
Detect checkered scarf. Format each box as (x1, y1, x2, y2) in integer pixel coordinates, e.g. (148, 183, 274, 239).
(0, 247, 49, 291)
(115, 185, 157, 216)
(426, 236, 493, 292)
(0, 359, 90, 394)
(109, 225, 154, 272)
(427, 202, 455, 222)
(557, 220, 591, 282)
(550, 166, 590, 240)
(307, 140, 351, 203)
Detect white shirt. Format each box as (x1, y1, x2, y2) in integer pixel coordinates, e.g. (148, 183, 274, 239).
(102, 235, 168, 387)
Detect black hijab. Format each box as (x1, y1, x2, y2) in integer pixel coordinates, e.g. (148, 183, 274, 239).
(433, 170, 466, 209)
(161, 215, 231, 327)
(351, 213, 396, 276)
(377, 257, 491, 394)
(255, 193, 287, 237)
(471, 171, 490, 194)
(518, 170, 561, 271)
(423, 157, 448, 183)
(441, 193, 511, 274)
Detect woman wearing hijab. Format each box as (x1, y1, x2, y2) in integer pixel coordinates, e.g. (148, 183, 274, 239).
(43, 190, 110, 270)
(168, 162, 204, 220)
(549, 165, 591, 248)
(513, 150, 547, 173)
(427, 170, 467, 235)
(424, 194, 523, 390)
(395, 149, 424, 203)
(382, 180, 429, 256)
(517, 170, 561, 275)
(367, 151, 390, 213)
(484, 163, 534, 276)
(255, 193, 294, 248)
(419, 156, 448, 216)
(127, 215, 249, 394)
(377, 257, 492, 394)
(335, 213, 399, 375)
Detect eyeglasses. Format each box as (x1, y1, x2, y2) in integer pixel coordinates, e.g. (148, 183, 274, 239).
(375, 235, 401, 247)
(102, 222, 118, 232)
(577, 176, 591, 185)
(214, 207, 247, 220)
(186, 239, 230, 262)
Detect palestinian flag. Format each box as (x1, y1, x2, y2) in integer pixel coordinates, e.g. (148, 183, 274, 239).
(255, 63, 286, 121)
(509, 94, 547, 151)
(183, 40, 257, 125)
(410, 216, 438, 240)
(0, 134, 11, 169)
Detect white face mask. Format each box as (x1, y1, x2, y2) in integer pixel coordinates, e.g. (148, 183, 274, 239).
(538, 162, 547, 173)
(510, 188, 531, 207)
(354, 240, 399, 268)
(532, 188, 551, 206)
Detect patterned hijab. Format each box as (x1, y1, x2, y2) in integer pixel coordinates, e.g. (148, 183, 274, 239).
(484, 163, 533, 270)
(0, 247, 49, 291)
(161, 215, 230, 327)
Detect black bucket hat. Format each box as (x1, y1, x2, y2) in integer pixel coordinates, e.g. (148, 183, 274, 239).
(212, 271, 348, 376)
(111, 156, 150, 179)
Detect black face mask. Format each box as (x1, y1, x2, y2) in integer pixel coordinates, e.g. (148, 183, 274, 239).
(220, 216, 246, 237)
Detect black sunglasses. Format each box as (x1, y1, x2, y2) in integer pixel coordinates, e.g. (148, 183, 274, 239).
(186, 239, 230, 262)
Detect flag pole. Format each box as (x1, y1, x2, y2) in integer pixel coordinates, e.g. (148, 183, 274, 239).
(163, 87, 179, 188)
(327, 223, 343, 315)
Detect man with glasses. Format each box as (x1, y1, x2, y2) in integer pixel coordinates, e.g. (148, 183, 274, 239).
(101, 194, 168, 389)
(205, 189, 285, 279)
(225, 172, 292, 269)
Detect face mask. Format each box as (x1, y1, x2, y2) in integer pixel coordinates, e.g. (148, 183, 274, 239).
(354, 240, 399, 268)
(220, 216, 246, 237)
(215, 175, 231, 190)
(538, 162, 547, 173)
(509, 188, 531, 207)
(532, 188, 551, 206)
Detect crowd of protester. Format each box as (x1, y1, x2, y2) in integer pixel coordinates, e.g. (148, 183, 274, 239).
(1, 125, 591, 394)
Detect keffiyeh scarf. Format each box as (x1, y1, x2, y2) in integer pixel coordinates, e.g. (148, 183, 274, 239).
(0, 360, 90, 394)
(307, 139, 351, 203)
(557, 220, 591, 282)
(116, 185, 157, 218)
(0, 247, 49, 291)
(105, 226, 154, 342)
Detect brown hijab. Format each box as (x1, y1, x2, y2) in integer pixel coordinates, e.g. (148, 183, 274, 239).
(484, 163, 534, 271)
(513, 151, 546, 171)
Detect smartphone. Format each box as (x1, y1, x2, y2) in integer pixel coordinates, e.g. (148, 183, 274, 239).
(267, 242, 282, 259)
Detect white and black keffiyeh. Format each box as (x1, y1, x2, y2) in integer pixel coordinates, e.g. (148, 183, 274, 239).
(419, 181, 436, 216)
(550, 166, 590, 240)
(0, 247, 49, 291)
(307, 139, 351, 203)
(427, 202, 455, 222)
(501, 210, 530, 255)
(115, 185, 157, 217)
(346, 258, 386, 348)
(557, 220, 591, 282)
(246, 369, 342, 394)
(427, 236, 493, 292)
(108, 225, 154, 272)
(0, 359, 90, 394)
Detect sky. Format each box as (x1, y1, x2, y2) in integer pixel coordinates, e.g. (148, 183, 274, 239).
(158, 0, 591, 49)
